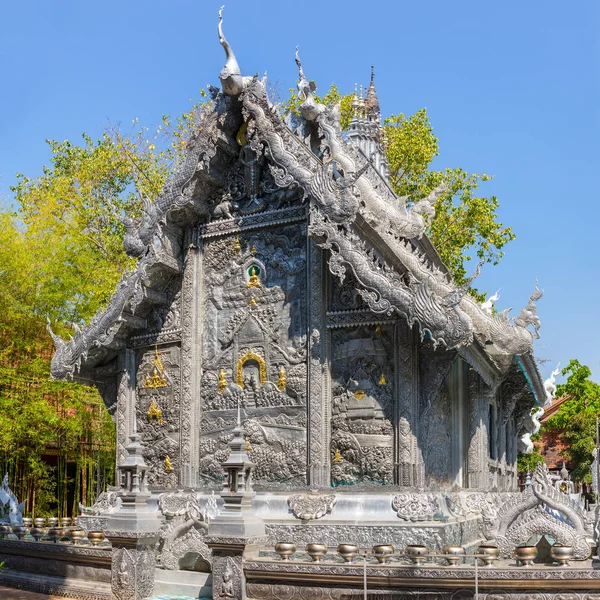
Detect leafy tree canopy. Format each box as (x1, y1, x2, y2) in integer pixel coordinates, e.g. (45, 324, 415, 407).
(283, 83, 515, 297)
(546, 359, 600, 483)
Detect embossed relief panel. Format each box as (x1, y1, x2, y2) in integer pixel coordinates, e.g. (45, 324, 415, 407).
(330, 325, 394, 486)
(199, 224, 308, 487)
(135, 344, 181, 488)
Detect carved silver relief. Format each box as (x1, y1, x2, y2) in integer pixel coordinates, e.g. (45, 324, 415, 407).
(157, 491, 211, 571)
(199, 226, 308, 487)
(392, 493, 440, 521)
(135, 344, 181, 487)
(330, 325, 394, 486)
(482, 463, 593, 560)
(287, 492, 337, 520)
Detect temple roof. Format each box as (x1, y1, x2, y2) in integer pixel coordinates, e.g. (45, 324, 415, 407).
(48, 10, 545, 406)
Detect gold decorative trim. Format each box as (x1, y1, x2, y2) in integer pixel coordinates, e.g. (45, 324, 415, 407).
(236, 350, 267, 388)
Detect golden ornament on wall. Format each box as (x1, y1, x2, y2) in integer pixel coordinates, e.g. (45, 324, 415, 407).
(378, 373, 387, 385)
(353, 389, 366, 401)
(218, 368, 228, 393)
(147, 399, 163, 424)
(232, 237, 241, 254)
(145, 346, 167, 388)
(277, 366, 287, 391)
(246, 265, 261, 288)
(236, 350, 267, 388)
(165, 456, 173, 472)
(332, 449, 344, 463)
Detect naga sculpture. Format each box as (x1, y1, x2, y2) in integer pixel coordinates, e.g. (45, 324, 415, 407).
(218, 6, 254, 97)
(0, 473, 25, 525)
(482, 463, 593, 559)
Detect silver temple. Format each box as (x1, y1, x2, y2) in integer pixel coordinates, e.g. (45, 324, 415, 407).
(26, 8, 599, 600)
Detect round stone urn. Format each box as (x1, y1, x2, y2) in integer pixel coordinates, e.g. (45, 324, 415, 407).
(305, 543, 328, 562)
(514, 545, 537, 566)
(477, 545, 500, 567)
(373, 544, 394, 564)
(275, 542, 296, 561)
(337, 544, 359, 563)
(442, 545, 465, 566)
(87, 531, 105, 546)
(405, 545, 428, 565)
(550, 545, 574, 566)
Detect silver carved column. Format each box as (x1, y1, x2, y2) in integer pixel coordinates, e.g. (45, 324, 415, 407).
(467, 370, 492, 490)
(180, 231, 202, 486)
(395, 322, 423, 487)
(116, 349, 136, 467)
(307, 238, 328, 487)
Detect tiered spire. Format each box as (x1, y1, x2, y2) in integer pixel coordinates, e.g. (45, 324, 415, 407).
(346, 66, 389, 181)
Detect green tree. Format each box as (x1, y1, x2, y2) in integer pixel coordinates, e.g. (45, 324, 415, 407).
(383, 111, 514, 296)
(284, 85, 515, 296)
(517, 431, 545, 474)
(545, 360, 600, 483)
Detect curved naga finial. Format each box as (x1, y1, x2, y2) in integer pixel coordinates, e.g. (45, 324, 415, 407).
(218, 6, 252, 96)
(481, 289, 500, 314)
(442, 260, 484, 308)
(514, 279, 543, 339)
(295, 47, 320, 121)
(543, 363, 560, 405)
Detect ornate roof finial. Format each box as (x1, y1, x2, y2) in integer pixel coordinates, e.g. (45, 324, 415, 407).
(365, 65, 380, 121)
(295, 46, 320, 121)
(218, 5, 249, 96)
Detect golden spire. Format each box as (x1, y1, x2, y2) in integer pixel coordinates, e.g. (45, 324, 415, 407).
(218, 368, 228, 393)
(246, 266, 261, 288)
(164, 456, 173, 472)
(332, 449, 344, 463)
(277, 365, 287, 391)
(378, 372, 387, 385)
(147, 399, 163, 424)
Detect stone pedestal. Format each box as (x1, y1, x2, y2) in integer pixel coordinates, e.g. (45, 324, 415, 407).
(103, 431, 162, 599)
(105, 530, 159, 600)
(207, 536, 267, 600)
(207, 406, 266, 599)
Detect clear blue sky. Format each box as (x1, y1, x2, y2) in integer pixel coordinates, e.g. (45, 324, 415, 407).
(1, 1, 598, 384)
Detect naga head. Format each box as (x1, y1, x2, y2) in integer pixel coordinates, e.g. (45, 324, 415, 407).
(412, 183, 446, 222)
(514, 280, 543, 339)
(218, 6, 251, 96)
(295, 47, 321, 121)
(47, 319, 77, 380)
